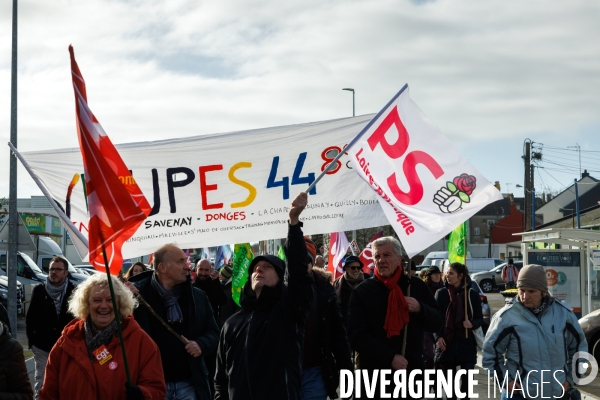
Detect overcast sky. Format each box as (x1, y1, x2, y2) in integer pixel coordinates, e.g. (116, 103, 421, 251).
(1, 0, 599, 202)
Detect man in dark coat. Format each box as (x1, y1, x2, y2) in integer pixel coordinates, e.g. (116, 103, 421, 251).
(193, 258, 227, 322)
(333, 255, 365, 325)
(347, 237, 443, 399)
(193, 257, 226, 395)
(214, 192, 314, 400)
(26, 256, 75, 399)
(128, 245, 220, 400)
(303, 263, 353, 399)
(218, 266, 240, 327)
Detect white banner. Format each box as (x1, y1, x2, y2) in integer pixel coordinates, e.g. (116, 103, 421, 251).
(20, 114, 391, 258)
(347, 85, 503, 257)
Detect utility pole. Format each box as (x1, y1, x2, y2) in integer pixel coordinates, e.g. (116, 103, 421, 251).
(531, 164, 535, 229)
(523, 140, 531, 231)
(7, 0, 18, 336)
(568, 143, 581, 178)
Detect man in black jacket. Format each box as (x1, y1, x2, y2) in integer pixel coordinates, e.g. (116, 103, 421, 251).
(347, 237, 443, 399)
(193, 258, 226, 395)
(215, 192, 314, 400)
(302, 259, 353, 399)
(26, 256, 75, 399)
(128, 245, 220, 400)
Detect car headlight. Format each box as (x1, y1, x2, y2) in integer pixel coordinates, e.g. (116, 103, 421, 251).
(0, 287, 7, 299)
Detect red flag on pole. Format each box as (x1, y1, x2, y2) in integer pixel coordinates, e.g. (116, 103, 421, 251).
(69, 46, 151, 275)
(358, 230, 384, 274)
(327, 232, 350, 280)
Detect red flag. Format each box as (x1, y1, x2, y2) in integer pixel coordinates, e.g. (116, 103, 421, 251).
(358, 230, 384, 274)
(69, 46, 151, 275)
(327, 232, 349, 280)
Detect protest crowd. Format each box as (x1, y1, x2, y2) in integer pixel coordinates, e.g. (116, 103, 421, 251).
(0, 48, 588, 400)
(0, 191, 583, 400)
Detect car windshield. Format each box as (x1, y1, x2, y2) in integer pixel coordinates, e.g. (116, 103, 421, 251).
(19, 253, 44, 274)
(422, 257, 444, 267)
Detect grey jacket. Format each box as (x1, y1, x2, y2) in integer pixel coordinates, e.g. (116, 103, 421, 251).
(482, 297, 587, 398)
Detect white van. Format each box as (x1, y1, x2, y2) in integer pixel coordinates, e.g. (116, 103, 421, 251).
(33, 237, 88, 285)
(421, 251, 472, 270)
(466, 258, 505, 274)
(0, 251, 47, 286)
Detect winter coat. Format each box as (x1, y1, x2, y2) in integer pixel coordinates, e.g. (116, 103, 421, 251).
(482, 297, 587, 398)
(193, 276, 227, 323)
(130, 271, 220, 400)
(310, 269, 353, 399)
(39, 316, 165, 400)
(218, 279, 240, 327)
(347, 271, 443, 399)
(332, 273, 363, 326)
(433, 281, 483, 366)
(26, 281, 76, 352)
(0, 323, 32, 400)
(214, 222, 314, 400)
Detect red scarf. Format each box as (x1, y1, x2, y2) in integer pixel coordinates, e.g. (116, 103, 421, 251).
(374, 265, 410, 338)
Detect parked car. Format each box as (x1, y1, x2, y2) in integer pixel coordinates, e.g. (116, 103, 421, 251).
(420, 251, 472, 268)
(579, 309, 600, 364)
(0, 275, 23, 315)
(471, 261, 524, 293)
(469, 280, 491, 332)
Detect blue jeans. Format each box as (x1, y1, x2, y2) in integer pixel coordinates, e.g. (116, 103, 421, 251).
(301, 366, 328, 400)
(165, 379, 197, 400)
(501, 389, 527, 400)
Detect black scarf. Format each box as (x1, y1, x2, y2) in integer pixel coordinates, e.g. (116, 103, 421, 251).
(84, 316, 118, 361)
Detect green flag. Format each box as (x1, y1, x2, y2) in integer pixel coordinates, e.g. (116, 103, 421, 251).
(277, 245, 286, 261)
(231, 243, 254, 306)
(448, 221, 467, 264)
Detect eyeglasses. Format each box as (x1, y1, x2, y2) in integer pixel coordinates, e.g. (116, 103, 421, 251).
(49, 268, 66, 272)
(348, 266, 362, 271)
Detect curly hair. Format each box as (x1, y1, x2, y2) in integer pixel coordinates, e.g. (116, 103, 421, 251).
(68, 273, 138, 320)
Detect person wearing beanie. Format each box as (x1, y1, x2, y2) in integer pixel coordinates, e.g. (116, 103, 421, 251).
(422, 265, 444, 369)
(219, 265, 233, 281)
(215, 192, 315, 400)
(483, 264, 587, 400)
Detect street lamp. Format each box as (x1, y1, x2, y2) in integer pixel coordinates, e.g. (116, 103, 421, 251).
(342, 88, 355, 117)
(342, 88, 356, 252)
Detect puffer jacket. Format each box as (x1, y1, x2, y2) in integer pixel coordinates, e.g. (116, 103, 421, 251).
(482, 297, 587, 398)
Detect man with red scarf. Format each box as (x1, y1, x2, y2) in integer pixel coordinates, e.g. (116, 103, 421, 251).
(347, 237, 443, 399)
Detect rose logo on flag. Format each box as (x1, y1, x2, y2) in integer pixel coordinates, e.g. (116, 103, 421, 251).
(433, 173, 477, 213)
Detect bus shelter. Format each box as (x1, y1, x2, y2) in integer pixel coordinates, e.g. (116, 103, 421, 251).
(515, 228, 600, 318)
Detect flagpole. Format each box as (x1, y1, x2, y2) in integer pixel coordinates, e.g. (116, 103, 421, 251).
(100, 239, 132, 388)
(463, 222, 468, 337)
(8, 142, 89, 247)
(306, 84, 409, 193)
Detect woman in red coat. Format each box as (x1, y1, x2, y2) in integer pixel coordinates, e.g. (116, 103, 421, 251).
(40, 273, 166, 400)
